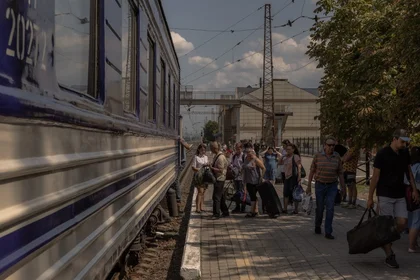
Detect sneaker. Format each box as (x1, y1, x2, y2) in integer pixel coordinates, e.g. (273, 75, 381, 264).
(408, 248, 420, 253)
(315, 227, 321, 234)
(209, 215, 220, 220)
(385, 254, 399, 268)
(348, 204, 357, 209)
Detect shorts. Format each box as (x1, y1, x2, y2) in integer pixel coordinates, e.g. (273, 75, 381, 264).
(246, 183, 258, 202)
(344, 171, 356, 185)
(378, 196, 408, 219)
(408, 209, 420, 229)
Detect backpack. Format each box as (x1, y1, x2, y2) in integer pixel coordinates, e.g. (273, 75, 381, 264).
(227, 153, 245, 180)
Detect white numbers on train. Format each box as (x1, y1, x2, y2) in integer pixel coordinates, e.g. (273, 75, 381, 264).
(5, 7, 47, 70)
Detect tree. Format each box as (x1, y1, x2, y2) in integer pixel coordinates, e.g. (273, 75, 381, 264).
(307, 0, 420, 148)
(202, 120, 219, 142)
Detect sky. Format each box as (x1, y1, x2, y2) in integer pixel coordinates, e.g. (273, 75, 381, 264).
(162, 0, 323, 91)
(162, 0, 324, 137)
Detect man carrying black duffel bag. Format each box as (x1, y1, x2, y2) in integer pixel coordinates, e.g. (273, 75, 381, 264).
(367, 129, 420, 268)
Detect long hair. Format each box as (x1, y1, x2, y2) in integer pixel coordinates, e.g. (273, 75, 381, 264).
(196, 144, 206, 156)
(287, 143, 301, 157)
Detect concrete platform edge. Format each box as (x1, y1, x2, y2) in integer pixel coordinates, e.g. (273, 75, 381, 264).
(180, 187, 201, 280)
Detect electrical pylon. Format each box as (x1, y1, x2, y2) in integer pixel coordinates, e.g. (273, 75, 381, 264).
(261, 4, 275, 146)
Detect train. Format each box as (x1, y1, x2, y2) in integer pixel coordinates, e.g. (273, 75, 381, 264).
(0, 0, 181, 279)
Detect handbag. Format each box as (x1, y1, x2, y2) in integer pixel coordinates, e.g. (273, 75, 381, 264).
(292, 155, 306, 178)
(233, 190, 251, 206)
(202, 167, 216, 184)
(347, 208, 400, 254)
(405, 185, 420, 212)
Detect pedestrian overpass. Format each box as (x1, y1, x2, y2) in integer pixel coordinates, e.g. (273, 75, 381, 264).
(180, 91, 292, 144)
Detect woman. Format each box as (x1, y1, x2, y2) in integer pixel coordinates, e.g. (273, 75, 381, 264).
(261, 146, 280, 185)
(242, 149, 266, 218)
(279, 143, 302, 214)
(278, 139, 291, 183)
(408, 146, 420, 253)
(191, 144, 209, 213)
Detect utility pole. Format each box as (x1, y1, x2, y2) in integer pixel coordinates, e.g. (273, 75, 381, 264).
(261, 4, 275, 146)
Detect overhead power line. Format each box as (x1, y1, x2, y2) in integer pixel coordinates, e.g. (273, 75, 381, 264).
(181, 23, 262, 81)
(278, 60, 316, 73)
(185, 29, 310, 85)
(179, 5, 264, 58)
(171, 16, 330, 33)
(182, 1, 297, 81)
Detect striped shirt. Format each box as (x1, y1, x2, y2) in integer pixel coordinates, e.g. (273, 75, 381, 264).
(310, 151, 343, 183)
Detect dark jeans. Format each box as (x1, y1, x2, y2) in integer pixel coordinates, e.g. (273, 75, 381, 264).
(315, 181, 338, 235)
(174, 164, 185, 202)
(213, 180, 228, 216)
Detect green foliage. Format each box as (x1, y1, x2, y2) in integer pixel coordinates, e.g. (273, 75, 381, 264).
(202, 120, 219, 142)
(410, 133, 420, 147)
(307, 0, 420, 148)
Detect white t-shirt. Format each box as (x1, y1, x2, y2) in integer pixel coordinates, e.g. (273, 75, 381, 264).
(192, 154, 208, 169)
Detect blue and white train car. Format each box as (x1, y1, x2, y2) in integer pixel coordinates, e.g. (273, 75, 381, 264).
(0, 0, 181, 279)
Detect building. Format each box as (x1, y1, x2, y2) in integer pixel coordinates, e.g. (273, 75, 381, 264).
(220, 79, 320, 145)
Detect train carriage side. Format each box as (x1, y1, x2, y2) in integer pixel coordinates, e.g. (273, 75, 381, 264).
(0, 0, 180, 279)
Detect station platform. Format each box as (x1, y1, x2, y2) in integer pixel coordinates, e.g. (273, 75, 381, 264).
(196, 184, 420, 280)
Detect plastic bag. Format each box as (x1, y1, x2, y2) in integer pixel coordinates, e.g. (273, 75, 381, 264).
(292, 184, 304, 202)
(301, 193, 313, 215)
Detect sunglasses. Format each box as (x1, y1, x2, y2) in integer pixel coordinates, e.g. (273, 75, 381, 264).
(326, 144, 336, 147)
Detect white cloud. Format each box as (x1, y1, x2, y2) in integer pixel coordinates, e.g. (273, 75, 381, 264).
(171, 32, 194, 56)
(188, 56, 217, 69)
(201, 33, 323, 89)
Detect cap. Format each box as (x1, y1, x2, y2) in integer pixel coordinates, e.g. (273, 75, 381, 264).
(393, 129, 411, 142)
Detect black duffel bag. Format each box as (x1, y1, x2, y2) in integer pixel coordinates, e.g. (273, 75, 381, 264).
(347, 208, 400, 254)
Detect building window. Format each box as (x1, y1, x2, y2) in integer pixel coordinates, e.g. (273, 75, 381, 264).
(55, 0, 97, 96)
(147, 36, 156, 121)
(168, 74, 171, 127)
(160, 59, 166, 125)
(122, 0, 138, 113)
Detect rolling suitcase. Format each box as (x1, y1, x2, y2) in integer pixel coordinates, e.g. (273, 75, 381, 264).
(258, 181, 283, 218)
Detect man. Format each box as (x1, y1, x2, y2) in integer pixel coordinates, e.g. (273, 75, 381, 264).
(342, 139, 360, 209)
(367, 129, 420, 268)
(306, 136, 345, 240)
(231, 142, 246, 213)
(210, 141, 229, 219)
(172, 136, 193, 214)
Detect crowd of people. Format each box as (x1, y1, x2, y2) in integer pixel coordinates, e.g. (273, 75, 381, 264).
(187, 129, 420, 269)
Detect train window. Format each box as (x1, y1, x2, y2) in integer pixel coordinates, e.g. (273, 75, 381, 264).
(55, 0, 97, 96)
(168, 74, 171, 127)
(147, 36, 156, 121)
(122, 0, 138, 113)
(172, 83, 176, 129)
(160, 59, 166, 126)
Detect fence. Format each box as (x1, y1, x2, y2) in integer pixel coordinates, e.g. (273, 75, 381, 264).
(292, 137, 322, 156)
